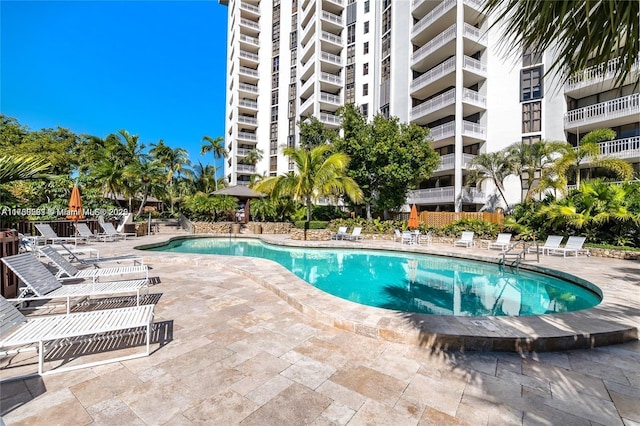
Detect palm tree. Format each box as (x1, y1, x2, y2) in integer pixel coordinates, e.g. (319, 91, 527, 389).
(251, 145, 363, 221)
(201, 136, 227, 191)
(552, 129, 634, 190)
(483, 0, 639, 87)
(506, 140, 564, 201)
(0, 155, 52, 185)
(123, 159, 166, 218)
(150, 145, 192, 214)
(466, 151, 512, 209)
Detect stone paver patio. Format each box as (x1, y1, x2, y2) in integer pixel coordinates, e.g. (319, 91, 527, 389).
(1, 231, 639, 425)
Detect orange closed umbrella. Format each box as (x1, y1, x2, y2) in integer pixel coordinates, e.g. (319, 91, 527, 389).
(66, 185, 84, 221)
(408, 204, 419, 229)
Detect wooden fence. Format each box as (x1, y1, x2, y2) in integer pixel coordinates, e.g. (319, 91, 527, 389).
(418, 211, 504, 227)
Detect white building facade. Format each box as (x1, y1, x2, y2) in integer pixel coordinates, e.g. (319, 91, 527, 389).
(220, 0, 640, 212)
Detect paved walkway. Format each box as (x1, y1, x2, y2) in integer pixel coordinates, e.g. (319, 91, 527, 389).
(1, 232, 639, 425)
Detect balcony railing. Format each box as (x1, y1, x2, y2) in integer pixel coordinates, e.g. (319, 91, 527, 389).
(577, 136, 640, 161)
(237, 131, 257, 141)
(238, 82, 258, 93)
(411, 88, 455, 120)
(412, 24, 456, 64)
(237, 115, 257, 125)
(239, 34, 259, 47)
(319, 112, 342, 125)
(240, 18, 259, 30)
(429, 121, 486, 141)
(320, 91, 341, 104)
(430, 122, 455, 141)
(411, 0, 456, 39)
(237, 148, 253, 156)
(321, 10, 343, 26)
(564, 93, 640, 128)
(239, 50, 259, 62)
(463, 23, 486, 45)
(462, 121, 486, 139)
(411, 57, 456, 92)
(238, 98, 258, 109)
(236, 164, 256, 173)
(565, 58, 639, 92)
(320, 31, 342, 45)
(240, 2, 260, 14)
(436, 153, 477, 172)
(462, 55, 487, 74)
(462, 88, 486, 108)
(239, 66, 258, 77)
(320, 51, 342, 66)
(320, 71, 343, 85)
(408, 186, 485, 204)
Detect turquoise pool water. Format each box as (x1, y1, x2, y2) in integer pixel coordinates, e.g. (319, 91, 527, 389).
(150, 238, 601, 316)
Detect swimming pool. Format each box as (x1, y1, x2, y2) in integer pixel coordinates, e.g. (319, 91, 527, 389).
(150, 238, 601, 317)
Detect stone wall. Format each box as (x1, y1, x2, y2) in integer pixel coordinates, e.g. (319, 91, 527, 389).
(588, 248, 640, 260)
(192, 222, 293, 234)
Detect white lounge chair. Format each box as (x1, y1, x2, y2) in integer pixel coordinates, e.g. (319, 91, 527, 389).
(527, 235, 564, 255)
(0, 295, 154, 377)
(2, 253, 149, 313)
(487, 233, 512, 250)
(454, 231, 475, 248)
(100, 222, 136, 240)
(547, 236, 590, 257)
(38, 246, 149, 283)
(345, 227, 362, 241)
(57, 243, 143, 266)
(76, 222, 116, 242)
(35, 223, 87, 245)
(332, 226, 348, 240)
(401, 231, 414, 245)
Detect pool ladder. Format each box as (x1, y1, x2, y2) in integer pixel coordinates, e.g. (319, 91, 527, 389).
(499, 241, 538, 269)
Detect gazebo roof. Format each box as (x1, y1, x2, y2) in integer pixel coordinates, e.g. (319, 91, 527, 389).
(210, 185, 266, 199)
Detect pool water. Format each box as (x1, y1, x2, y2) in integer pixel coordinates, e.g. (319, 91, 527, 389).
(150, 238, 601, 316)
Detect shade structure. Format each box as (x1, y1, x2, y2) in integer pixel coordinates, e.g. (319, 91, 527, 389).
(408, 204, 419, 229)
(66, 185, 84, 221)
(211, 185, 266, 224)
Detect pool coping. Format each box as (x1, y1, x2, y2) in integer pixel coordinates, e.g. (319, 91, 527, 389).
(136, 234, 640, 352)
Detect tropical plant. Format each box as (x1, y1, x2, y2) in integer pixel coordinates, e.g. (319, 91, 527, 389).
(251, 145, 363, 221)
(123, 159, 166, 218)
(299, 116, 338, 149)
(483, 0, 639, 87)
(552, 129, 634, 190)
(181, 193, 237, 221)
(0, 155, 53, 185)
(506, 140, 563, 201)
(466, 151, 513, 209)
(200, 135, 227, 191)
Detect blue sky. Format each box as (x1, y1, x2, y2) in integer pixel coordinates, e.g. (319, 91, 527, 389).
(1, 0, 228, 170)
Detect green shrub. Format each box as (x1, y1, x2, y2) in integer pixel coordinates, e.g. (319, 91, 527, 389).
(293, 220, 328, 229)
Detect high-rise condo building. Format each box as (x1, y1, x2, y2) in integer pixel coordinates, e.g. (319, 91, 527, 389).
(220, 0, 639, 212)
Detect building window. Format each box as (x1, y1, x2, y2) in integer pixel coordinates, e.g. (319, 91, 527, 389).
(271, 91, 278, 106)
(272, 72, 279, 88)
(361, 103, 369, 116)
(363, 63, 369, 75)
(522, 102, 541, 133)
(270, 123, 278, 139)
(273, 56, 280, 72)
(522, 48, 542, 67)
(271, 106, 278, 121)
(364, 21, 369, 34)
(364, 0, 370, 13)
(347, 24, 356, 44)
(345, 83, 355, 103)
(363, 41, 369, 55)
(363, 83, 368, 96)
(520, 66, 543, 101)
(522, 135, 542, 145)
(347, 45, 355, 64)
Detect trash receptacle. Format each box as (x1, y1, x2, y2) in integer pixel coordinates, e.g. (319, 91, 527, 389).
(0, 229, 19, 298)
(231, 223, 241, 234)
(253, 224, 262, 234)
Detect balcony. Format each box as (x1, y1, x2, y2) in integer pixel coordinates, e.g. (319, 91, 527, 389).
(411, 0, 456, 44)
(462, 55, 487, 86)
(324, 0, 344, 14)
(239, 66, 259, 79)
(579, 136, 640, 163)
(236, 164, 256, 173)
(407, 186, 485, 205)
(319, 71, 343, 87)
(237, 115, 258, 126)
(411, 24, 456, 71)
(240, 1, 260, 17)
(435, 153, 477, 173)
(321, 10, 343, 28)
(239, 34, 259, 49)
(240, 17, 260, 34)
(320, 51, 343, 67)
(564, 93, 640, 132)
(237, 147, 253, 156)
(410, 88, 456, 124)
(462, 88, 486, 115)
(239, 50, 259, 65)
(237, 131, 257, 142)
(411, 57, 456, 97)
(428, 120, 486, 143)
(565, 58, 640, 98)
(300, 94, 315, 116)
(238, 98, 258, 110)
(463, 23, 487, 47)
(319, 112, 342, 127)
(320, 91, 341, 106)
(320, 30, 342, 46)
(238, 82, 258, 94)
